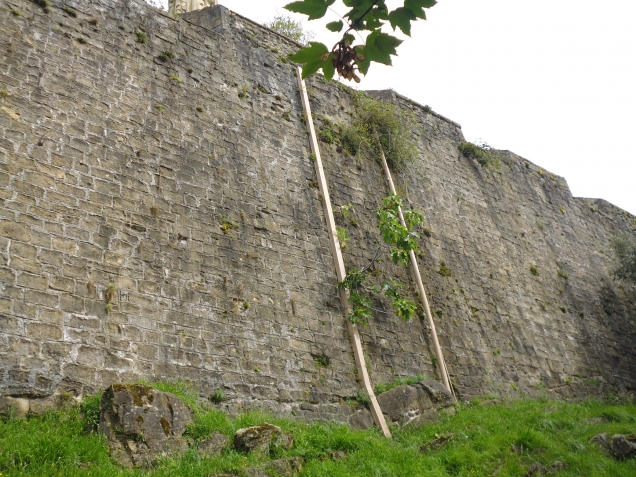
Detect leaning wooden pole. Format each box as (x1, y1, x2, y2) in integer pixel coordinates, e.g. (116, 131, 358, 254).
(295, 68, 391, 437)
(377, 145, 455, 398)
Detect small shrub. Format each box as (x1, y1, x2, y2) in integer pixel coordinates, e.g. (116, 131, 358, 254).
(158, 50, 175, 62)
(135, 30, 147, 43)
(220, 216, 237, 234)
(609, 233, 636, 284)
(314, 356, 331, 368)
(458, 141, 501, 172)
(30, 0, 50, 13)
(530, 265, 539, 276)
(209, 390, 225, 404)
(423, 228, 432, 237)
(356, 390, 371, 407)
(282, 112, 291, 121)
(438, 262, 452, 277)
(63, 6, 77, 18)
(242, 301, 249, 310)
(336, 227, 349, 249)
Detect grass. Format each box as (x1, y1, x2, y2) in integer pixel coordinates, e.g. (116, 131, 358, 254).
(374, 375, 427, 395)
(458, 141, 502, 172)
(1, 390, 635, 477)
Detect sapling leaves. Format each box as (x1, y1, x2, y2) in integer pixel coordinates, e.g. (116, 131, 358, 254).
(285, 0, 436, 80)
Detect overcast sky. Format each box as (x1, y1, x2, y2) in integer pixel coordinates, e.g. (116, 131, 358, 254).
(154, 1, 636, 216)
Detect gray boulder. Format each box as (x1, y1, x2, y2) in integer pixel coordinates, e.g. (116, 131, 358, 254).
(198, 431, 230, 457)
(264, 457, 304, 476)
(98, 384, 194, 468)
(377, 384, 433, 426)
(234, 423, 282, 454)
(611, 434, 636, 459)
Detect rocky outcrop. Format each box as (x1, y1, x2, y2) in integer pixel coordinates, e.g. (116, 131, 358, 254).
(592, 433, 636, 459)
(98, 384, 194, 468)
(198, 431, 231, 457)
(234, 423, 294, 454)
(375, 380, 455, 428)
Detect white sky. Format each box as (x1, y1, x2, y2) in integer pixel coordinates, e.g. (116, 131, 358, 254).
(154, 1, 636, 216)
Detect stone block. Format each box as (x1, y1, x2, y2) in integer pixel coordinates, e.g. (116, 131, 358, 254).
(0, 396, 30, 418)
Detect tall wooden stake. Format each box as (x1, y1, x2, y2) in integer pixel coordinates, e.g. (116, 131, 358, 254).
(295, 67, 391, 437)
(377, 145, 455, 398)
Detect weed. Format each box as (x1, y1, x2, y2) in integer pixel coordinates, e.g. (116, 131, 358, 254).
(209, 390, 225, 404)
(510, 382, 519, 391)
(253, 367, 259, 372)
(557, 269, 569, 279)
(308, 179, 318, 189)
(565, 376, 572, 385)
(156, 104, 163, 114)
(374, 375, 426, 395)
(493, 349, 501, 356)
(170, 75, 182, 83)
(579, 311, 585, 318)
(0, 90, 8, 99)
(530, 265, 539, 276)
(11, 10, 21, 16)
(423, 228, 432, 237)
(104, 283, 116, 311)
(282, 112, 291, 121)
(309, 152, 316, 162)
(63, 6, 77, 18)
(238, 84, 249, 100)
(355, 390, 371, 407)
(196, 106, 203, 112)
(538, 168, 545, 176)
(536, 221, 545, 230)
(314, 356, 331, 368)
(220, 216, 237, 234)
(135, 30, 147, 43)
(242, 302, 249, 310)
(336, 227, 349, 249)
(560, 206, 566, 214)
(77, 37, 87, 44)
(340, 203, 355, 219)
(438, 262, 452, 277)
(158, 50, 174, 62)
(435, 309, 443, 317)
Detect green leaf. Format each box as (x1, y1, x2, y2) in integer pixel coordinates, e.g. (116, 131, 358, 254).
(362, 30, 402, 66)
(289, 42, 329, 63)
(326, 20, 344, 32)
(344, 33, 356, 45)
(388, 7, 416, 36)
(284, 0, 336, 20)
(404, 0, 436, 19)
(322, 54, 336, 81)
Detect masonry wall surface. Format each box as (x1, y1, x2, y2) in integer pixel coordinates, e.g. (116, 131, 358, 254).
(0, 0, 634, 417)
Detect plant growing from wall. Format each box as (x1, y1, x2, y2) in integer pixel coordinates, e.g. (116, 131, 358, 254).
(338, 193, 421, 325)
(610, 233, 636, 284)
(265, 14, 315, 44)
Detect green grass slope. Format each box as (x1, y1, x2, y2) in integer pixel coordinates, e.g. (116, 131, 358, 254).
(1, 386, 634, 477)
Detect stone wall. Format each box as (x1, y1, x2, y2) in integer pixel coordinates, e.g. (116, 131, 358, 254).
(0, 0, 634, 417)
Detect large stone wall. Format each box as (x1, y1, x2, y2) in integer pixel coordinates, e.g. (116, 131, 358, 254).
(0, 0, 634, 417)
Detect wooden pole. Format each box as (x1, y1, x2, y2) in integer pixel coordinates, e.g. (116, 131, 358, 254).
(377, 145, 455, 398)
(295, 68, 391, 437)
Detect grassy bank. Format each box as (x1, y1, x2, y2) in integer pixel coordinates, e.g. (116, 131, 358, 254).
(0, 386, 634, 477)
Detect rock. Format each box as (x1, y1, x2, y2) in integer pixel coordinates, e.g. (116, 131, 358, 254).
(234, 423, 282, 454)
(244, 468, 269, 477)
(525, 462, 547, 476)
(349, 408, 374, 430)
(582, 417, 608, 425)
(419, 381, 455, 407)
(611, 434, 636, 459)
(263, 457, 304, 476)
(322, 450, 346, 461)
(405, 409, 442, 429)
(420, 433, 454, 452)
(198, 431, 230, 457)
(439, 406, 456, 417)
(272, 431, 294, 451)
(98, 384, 194, 468)
(28, 395, 59, 415)
(376, 384, 433, 426)
(550, 461, 567, 472)
(0, 396, 29, 419)
(591, 433, 610, 451)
